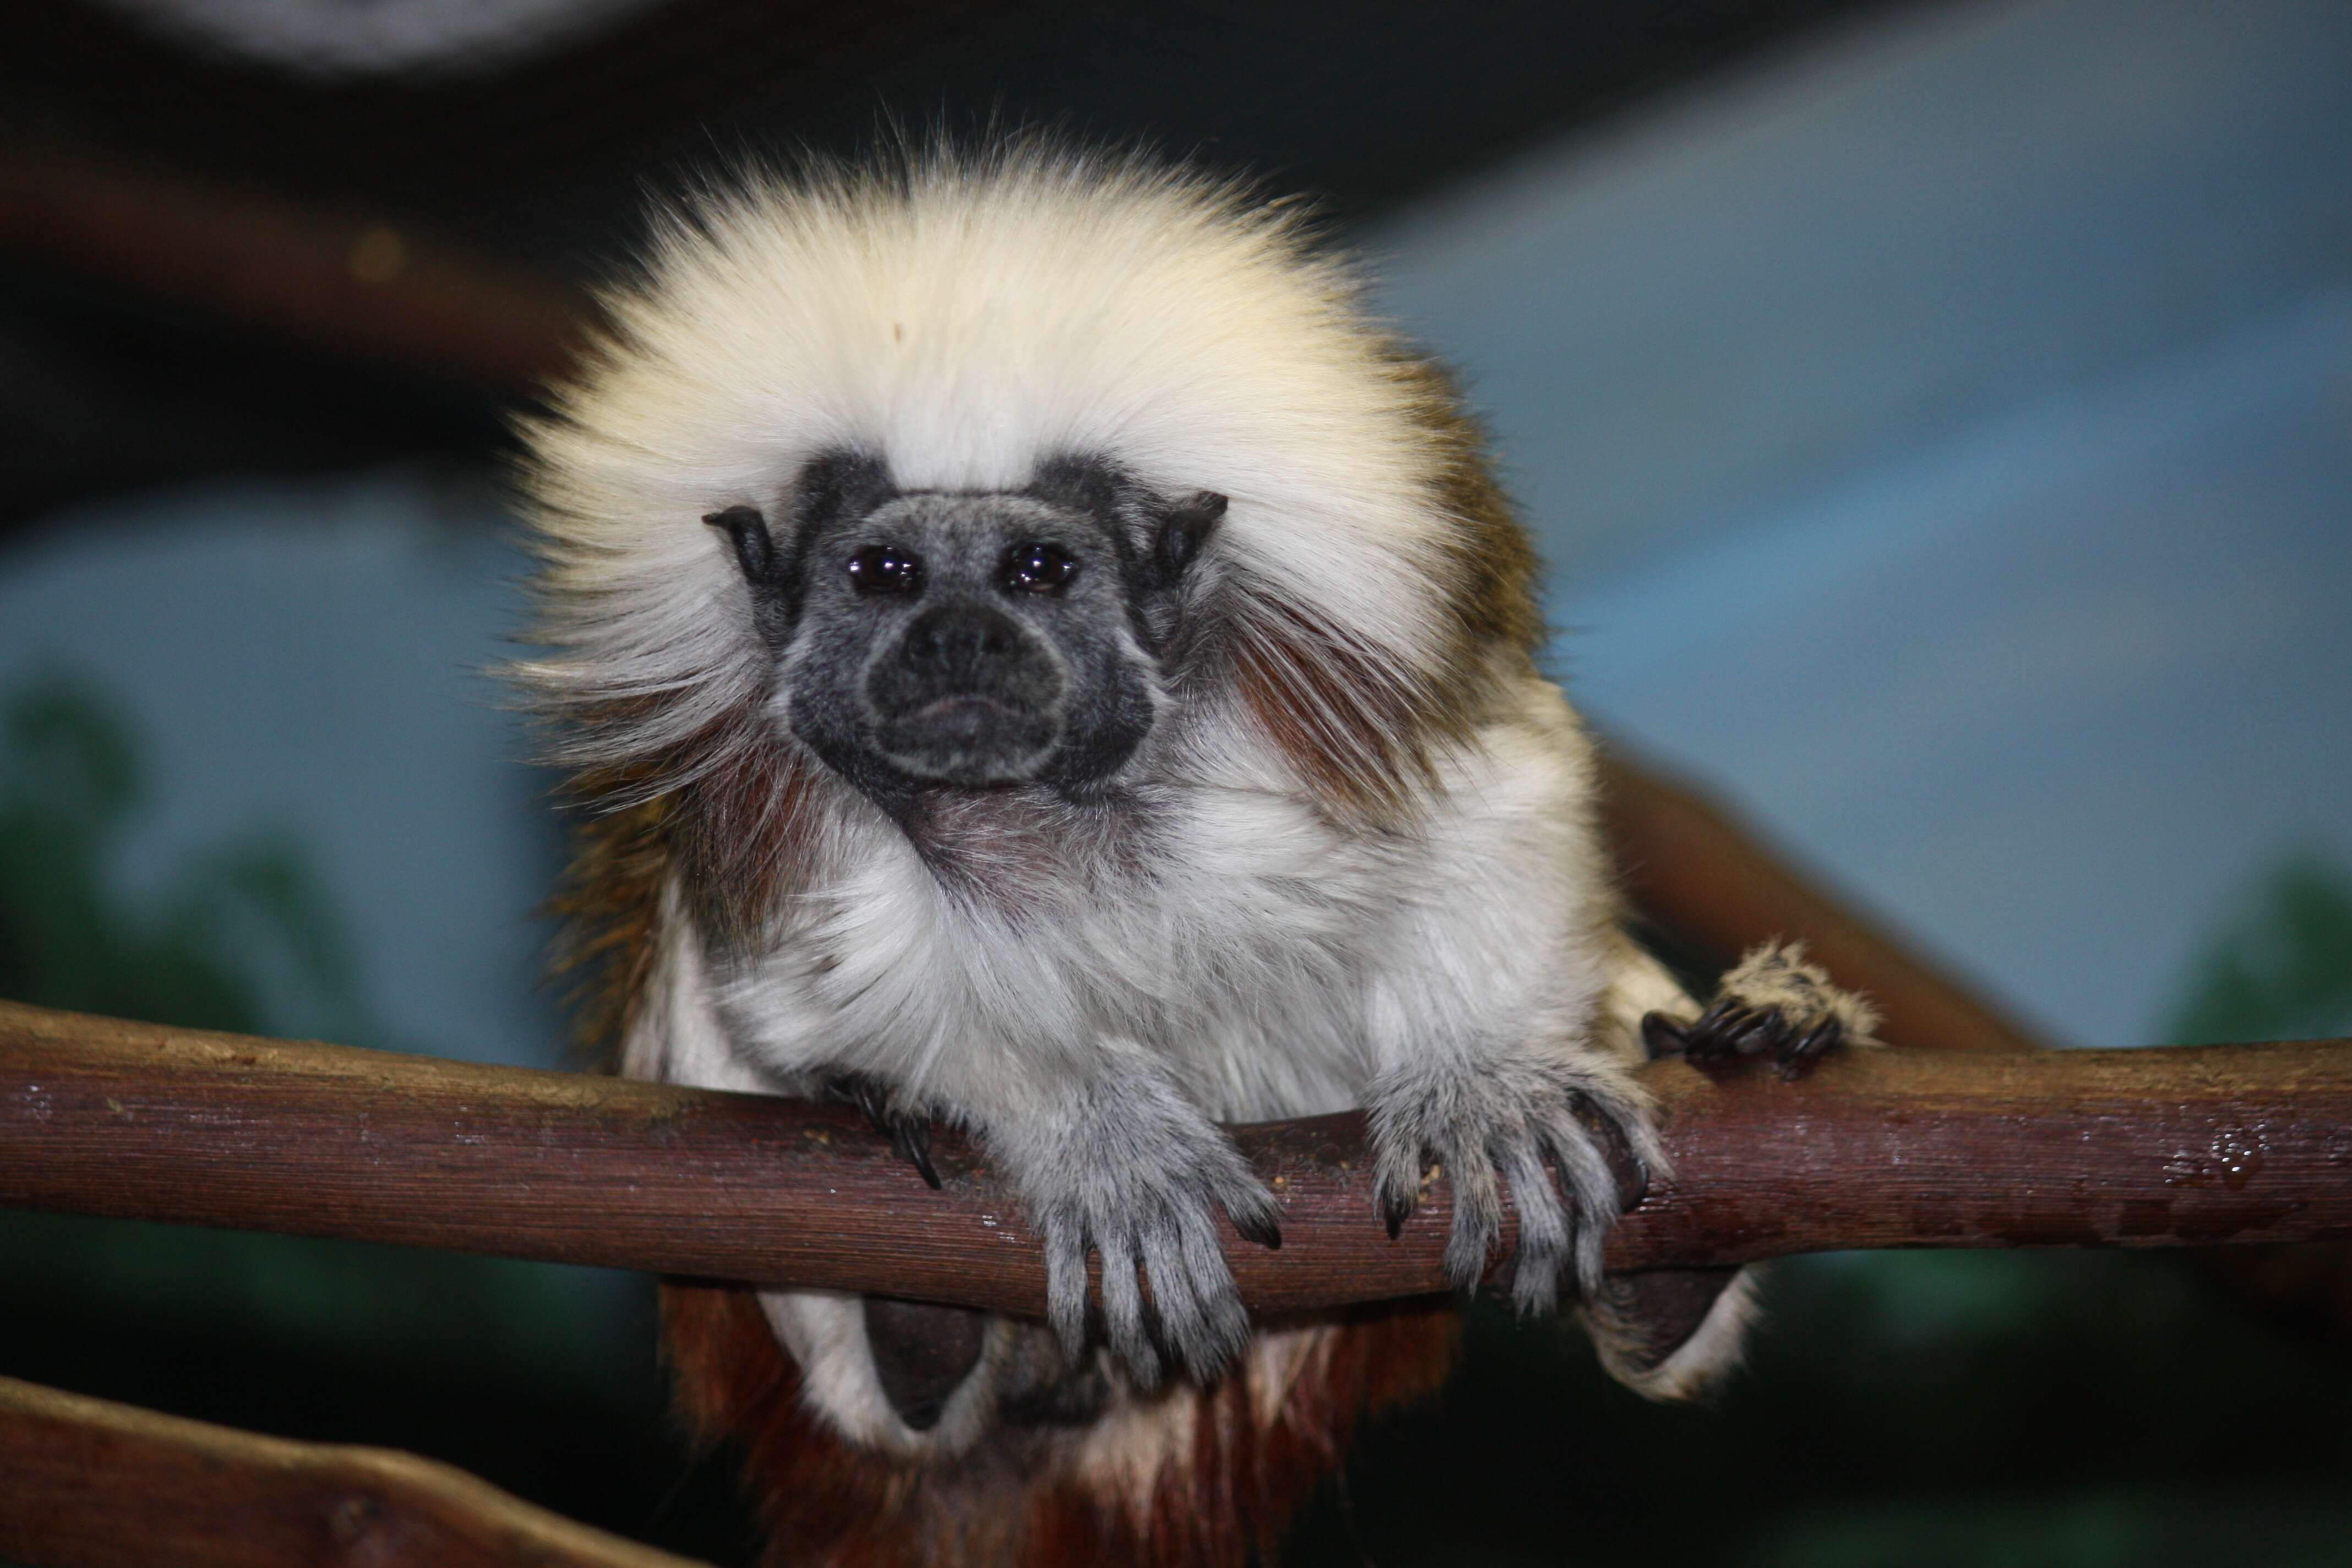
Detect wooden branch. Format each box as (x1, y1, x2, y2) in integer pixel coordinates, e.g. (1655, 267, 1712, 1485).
(0, 1374, 711, 1568)
(6, 1000, 2349, 1317)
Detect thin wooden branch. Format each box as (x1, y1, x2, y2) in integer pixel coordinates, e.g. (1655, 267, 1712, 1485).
(0, 1374, 712, 1568)
(6, 1000, 2349, 1316)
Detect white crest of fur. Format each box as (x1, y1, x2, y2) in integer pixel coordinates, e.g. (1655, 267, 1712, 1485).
(515, 145, 1464, 781)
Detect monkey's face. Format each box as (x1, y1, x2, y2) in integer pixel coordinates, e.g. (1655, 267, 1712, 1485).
(710, 453, 1226, 803)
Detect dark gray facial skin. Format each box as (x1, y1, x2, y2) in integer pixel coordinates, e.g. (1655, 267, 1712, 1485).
(705, 451, 1225, 814)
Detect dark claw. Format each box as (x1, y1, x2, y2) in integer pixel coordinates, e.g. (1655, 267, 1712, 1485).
(1727, 1012, 1784, 1057)
(1382, 1188, 1413, 1240)
(826, 1073, 942, 1189)
(1640, 1011, 1690, 1059)
(1685, 1004, 1753, 1061)
(1790, 1016, 1841, 1057)
(894, 1120, 943, 1190)
(824, 1072, 890, 1133)
(1565, 1093, 1649, 1211)
(1233, 1209, 1283, 1250)
(1777, 1017, 1844, 1079)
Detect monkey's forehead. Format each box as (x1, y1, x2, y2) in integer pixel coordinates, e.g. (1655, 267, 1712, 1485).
(841, 491, 1090, 542)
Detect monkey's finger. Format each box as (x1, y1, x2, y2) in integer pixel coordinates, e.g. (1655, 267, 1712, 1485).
(823, 1073, 880, 1127)
(1571, 1069, 1669, 1179)
(1499, 1139, 1570, 1315)
(1044, 1219, 1092, 1361)
(1441, 1149, 1505, 1291)
(1725, 1010, 1784, 1057)
(1542, 1125, 1620, 1296)
(1145, 1210, 1249, 1382)
(1381, 1188, 1411, 1240)
(1133, 1221, 1190, 1362)
(1375, 1166, 1423, 1240)
(1215, 1166, 1284, 1250)
(1096, 1230, 1162, 1389)
(1373, 1141, 1426, 1240)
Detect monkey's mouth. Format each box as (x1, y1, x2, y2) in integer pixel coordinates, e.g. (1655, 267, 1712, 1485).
(907, 693, 1021, 728)
(872, 696, 1062, 786)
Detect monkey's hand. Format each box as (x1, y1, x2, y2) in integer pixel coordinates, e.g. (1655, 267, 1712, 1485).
(1368, 1049, 1661, 1315)
(986, 1061, 1284, 1389)
(1640, 939, 1881, 1079)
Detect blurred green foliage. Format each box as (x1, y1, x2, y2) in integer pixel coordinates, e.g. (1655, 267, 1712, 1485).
(0, 668, 373, 1041)
(0, 670, 620, 1401)
(2164, 851, 2352, 1046)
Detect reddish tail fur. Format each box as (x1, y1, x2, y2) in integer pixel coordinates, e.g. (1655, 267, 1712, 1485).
(661, 1286, 1457, 1567)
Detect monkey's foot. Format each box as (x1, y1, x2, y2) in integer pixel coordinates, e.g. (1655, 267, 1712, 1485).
(1640, 940, 1880, 1080)
(1368, 1050, 1660, 1316)
(824, 1072, 942, 1189)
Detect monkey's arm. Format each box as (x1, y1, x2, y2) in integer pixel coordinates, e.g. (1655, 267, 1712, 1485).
(1355, 721, 1667, 1319)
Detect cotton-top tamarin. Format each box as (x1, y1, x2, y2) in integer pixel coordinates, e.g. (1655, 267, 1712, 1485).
(516, 144, 1877, 1567)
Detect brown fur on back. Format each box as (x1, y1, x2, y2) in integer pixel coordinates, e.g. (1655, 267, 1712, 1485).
(548, 790, 672, 1070)
(1231, 355, 1541, 825)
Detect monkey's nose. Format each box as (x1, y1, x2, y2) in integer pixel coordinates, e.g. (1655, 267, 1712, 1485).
(900, 603, 1025, 685)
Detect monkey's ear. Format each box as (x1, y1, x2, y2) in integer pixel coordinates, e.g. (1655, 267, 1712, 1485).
(1156, 491, 1227, 584)
(704, 505, 776, 585)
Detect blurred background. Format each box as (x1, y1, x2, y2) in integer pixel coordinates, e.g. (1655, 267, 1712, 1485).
(3, 0, 2350, 1563)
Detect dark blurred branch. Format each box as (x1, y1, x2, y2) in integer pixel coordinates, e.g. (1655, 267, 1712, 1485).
(5, 1000, 2349, 1318)
(0, 1373, 711, 1568)
(0, 143, 591, 396)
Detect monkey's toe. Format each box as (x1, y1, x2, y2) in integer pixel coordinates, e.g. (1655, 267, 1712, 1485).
(1658, 1001, 1845, 1080)
(1776, 1015, 1845, 1077)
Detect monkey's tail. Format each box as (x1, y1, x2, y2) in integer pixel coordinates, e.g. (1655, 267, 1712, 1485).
(659, 1283, 1456, 1568)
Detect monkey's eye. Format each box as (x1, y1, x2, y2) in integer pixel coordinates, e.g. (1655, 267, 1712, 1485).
(1004, 542, 1078, 595)
(846, 546, 923, 596)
